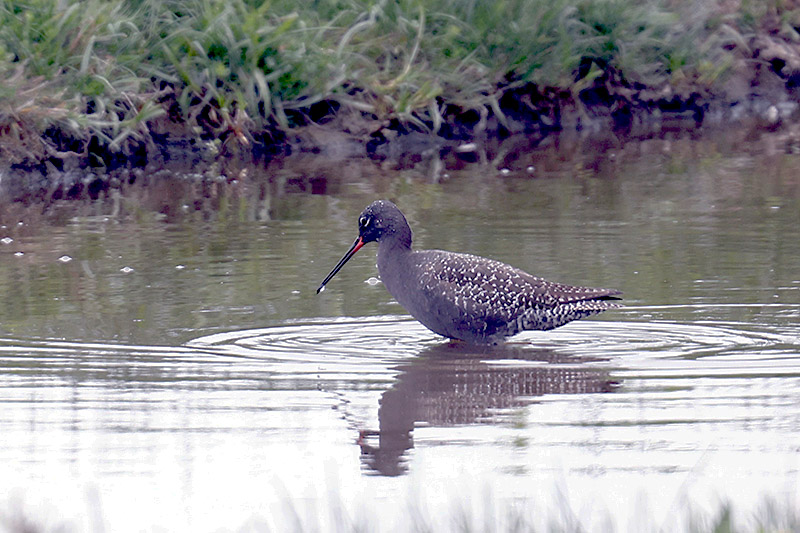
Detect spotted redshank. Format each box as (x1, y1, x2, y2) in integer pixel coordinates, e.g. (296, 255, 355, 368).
(317, 200, 621, 344)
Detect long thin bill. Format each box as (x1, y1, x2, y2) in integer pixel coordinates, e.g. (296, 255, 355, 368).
(316, 236, 365, 293)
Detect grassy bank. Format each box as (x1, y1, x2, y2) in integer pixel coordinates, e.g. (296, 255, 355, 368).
(0, 0, 797, 172)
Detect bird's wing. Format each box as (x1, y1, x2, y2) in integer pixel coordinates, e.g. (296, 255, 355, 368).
(414, 250, 619, 323)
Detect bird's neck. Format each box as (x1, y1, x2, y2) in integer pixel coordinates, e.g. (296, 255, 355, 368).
(377, 233, 411, 256)
(376, 236, 414, 304)
(377, 233, 412, 276)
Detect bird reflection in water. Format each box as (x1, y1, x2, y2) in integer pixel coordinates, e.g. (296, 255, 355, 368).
(358, 341, 618, 476)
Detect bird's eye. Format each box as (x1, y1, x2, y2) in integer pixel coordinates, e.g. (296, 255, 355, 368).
(359, 215, 371, 229)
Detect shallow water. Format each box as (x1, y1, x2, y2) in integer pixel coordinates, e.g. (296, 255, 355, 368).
(0, 128, 799, 531)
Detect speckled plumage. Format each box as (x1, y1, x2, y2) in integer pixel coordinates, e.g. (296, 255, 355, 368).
(318, 200, 621, 344)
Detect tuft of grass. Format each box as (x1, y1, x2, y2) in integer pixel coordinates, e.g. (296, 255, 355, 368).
(0, 0, 162, 162)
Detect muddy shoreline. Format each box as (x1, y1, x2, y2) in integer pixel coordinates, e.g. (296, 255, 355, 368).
(3, 41, 800, 206)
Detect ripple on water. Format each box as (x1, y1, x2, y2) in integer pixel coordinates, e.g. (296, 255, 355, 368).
(188, 305, 798, 361)
(4, 304, 794, 383)
(186, 315, 434, 361)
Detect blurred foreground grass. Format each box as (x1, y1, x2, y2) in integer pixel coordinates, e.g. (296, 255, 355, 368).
(3, 491, 799, 532)
(0, 0, 796, 165)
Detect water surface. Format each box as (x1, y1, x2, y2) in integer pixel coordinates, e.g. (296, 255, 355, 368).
(0, 128, 798, 531)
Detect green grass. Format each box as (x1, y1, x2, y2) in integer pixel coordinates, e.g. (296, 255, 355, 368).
(0, 0, 790, 165)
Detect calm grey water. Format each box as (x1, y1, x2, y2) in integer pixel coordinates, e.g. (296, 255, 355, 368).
(0, 129, 799, 531)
